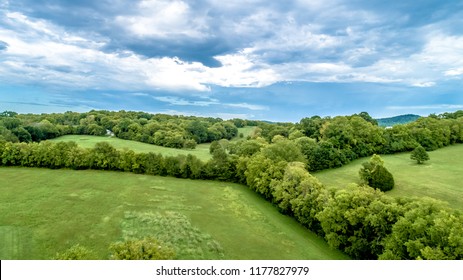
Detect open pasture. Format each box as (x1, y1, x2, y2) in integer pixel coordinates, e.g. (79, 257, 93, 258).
(0, 167, 347, 260)
(314, 144, 463, 211)
(49, 127, 256, 162)
(49, 135, 212, 161)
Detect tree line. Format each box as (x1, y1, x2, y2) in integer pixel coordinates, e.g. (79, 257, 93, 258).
(251, 111, 463, 171)
(0, 110, 240, 149)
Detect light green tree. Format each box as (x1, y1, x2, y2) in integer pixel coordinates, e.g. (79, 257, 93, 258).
(410, 145, 430, 164)
(109, 237, 175, 260)
(380, 198, 463, 260)
(54, 244, 97, 260)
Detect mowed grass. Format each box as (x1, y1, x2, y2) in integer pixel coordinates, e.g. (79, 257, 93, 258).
(230, 126, 256, 142)
(314, 144, 463, 211)
(49, 127, 256, 162)
(49, 135, 212, 161)
(0, 167, 348, 260)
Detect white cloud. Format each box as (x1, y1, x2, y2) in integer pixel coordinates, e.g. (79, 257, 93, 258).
(204, 52, 280, 87)
(417, 33, 463, 66)
(411, 81, 436, 88)
(6, 12, 55, 37)
(2, 6, 463, 95)
(0, 10, 282, 92)
(445, 68, 463, 76)
(115, 0, 208, 38)
(0, 11, 211, 91)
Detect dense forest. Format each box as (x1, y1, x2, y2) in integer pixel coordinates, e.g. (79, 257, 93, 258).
(1, 109, 463, 260)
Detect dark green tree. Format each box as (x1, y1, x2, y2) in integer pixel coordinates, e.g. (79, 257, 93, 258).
(359, 154, 395, 192)
(317, 185, 405, 259)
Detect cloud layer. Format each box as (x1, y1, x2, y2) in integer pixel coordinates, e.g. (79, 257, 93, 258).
(1, 0, 463, 120)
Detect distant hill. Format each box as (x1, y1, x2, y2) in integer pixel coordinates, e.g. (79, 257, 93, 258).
(376, 114, 421, 127)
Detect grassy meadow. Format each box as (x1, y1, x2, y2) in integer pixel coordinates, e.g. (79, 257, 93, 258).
(0, 167, 347, 260)
(49, 126, 256, 162)
(314, 144, 463, 211)
(49, 135, 213, 161)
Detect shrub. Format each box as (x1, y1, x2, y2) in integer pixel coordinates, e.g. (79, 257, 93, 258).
(359, 154, 395, 192)
(54, 244, 97, 260)
(109, 237, 175, 260)
(410, 145, 430, 164)
(183, 139, 197, 149)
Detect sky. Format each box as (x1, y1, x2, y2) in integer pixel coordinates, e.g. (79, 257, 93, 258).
(1, 0, 463, 122)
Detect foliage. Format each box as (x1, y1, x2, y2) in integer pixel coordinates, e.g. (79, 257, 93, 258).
(54, 244, 97, 260)
(410, 145, 430, 164)
(0, 110, 239, 150)
(228, 139, 264, 157)
(317, 185, 406, 259)
(354, 112, 378, 126)
(380, 198, 463, 260)
(261, 139, 306, 164)
(109, 237, 176, 260)
(287, 168, 328, 234)
(359, 154, 395, 192)
(245, 154, 287, 199)
(271, 162, 310, 214)
(183, 139, 197, 149)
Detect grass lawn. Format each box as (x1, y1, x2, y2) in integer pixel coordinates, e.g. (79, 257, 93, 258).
(0, 167, 348, 260)
(314, 144, 463, 211)
(49, 135, 212, 162)
(49, 127, 257, 162)
(230, 126, 256, 142)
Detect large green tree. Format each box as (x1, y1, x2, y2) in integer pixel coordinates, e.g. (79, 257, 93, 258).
(380, 198, 463, 260)
(317, 185, 405, 259)
(410, 145, 430, 164)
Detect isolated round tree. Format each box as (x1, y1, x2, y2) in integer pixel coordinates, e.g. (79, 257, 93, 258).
(410, 145, 430, 164)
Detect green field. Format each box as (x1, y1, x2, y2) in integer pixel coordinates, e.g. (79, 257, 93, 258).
(49, 135, 213, 161)
(0, 167, 347, 260)
(314, 144, 463, 211)
(49, 127, 257, 162)
(231, 126, 256, 141)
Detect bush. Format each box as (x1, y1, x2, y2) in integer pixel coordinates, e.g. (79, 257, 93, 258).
(410, 145, 430, 164)
(183, 139, 197, 149)
(54, 244, 97, 260)
(359, 154, 395, 192)
(369, 165, 395, 192)
(109, 237, 175, 260)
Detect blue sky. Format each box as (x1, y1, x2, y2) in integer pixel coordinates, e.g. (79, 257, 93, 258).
(1, 0, 463, 122)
